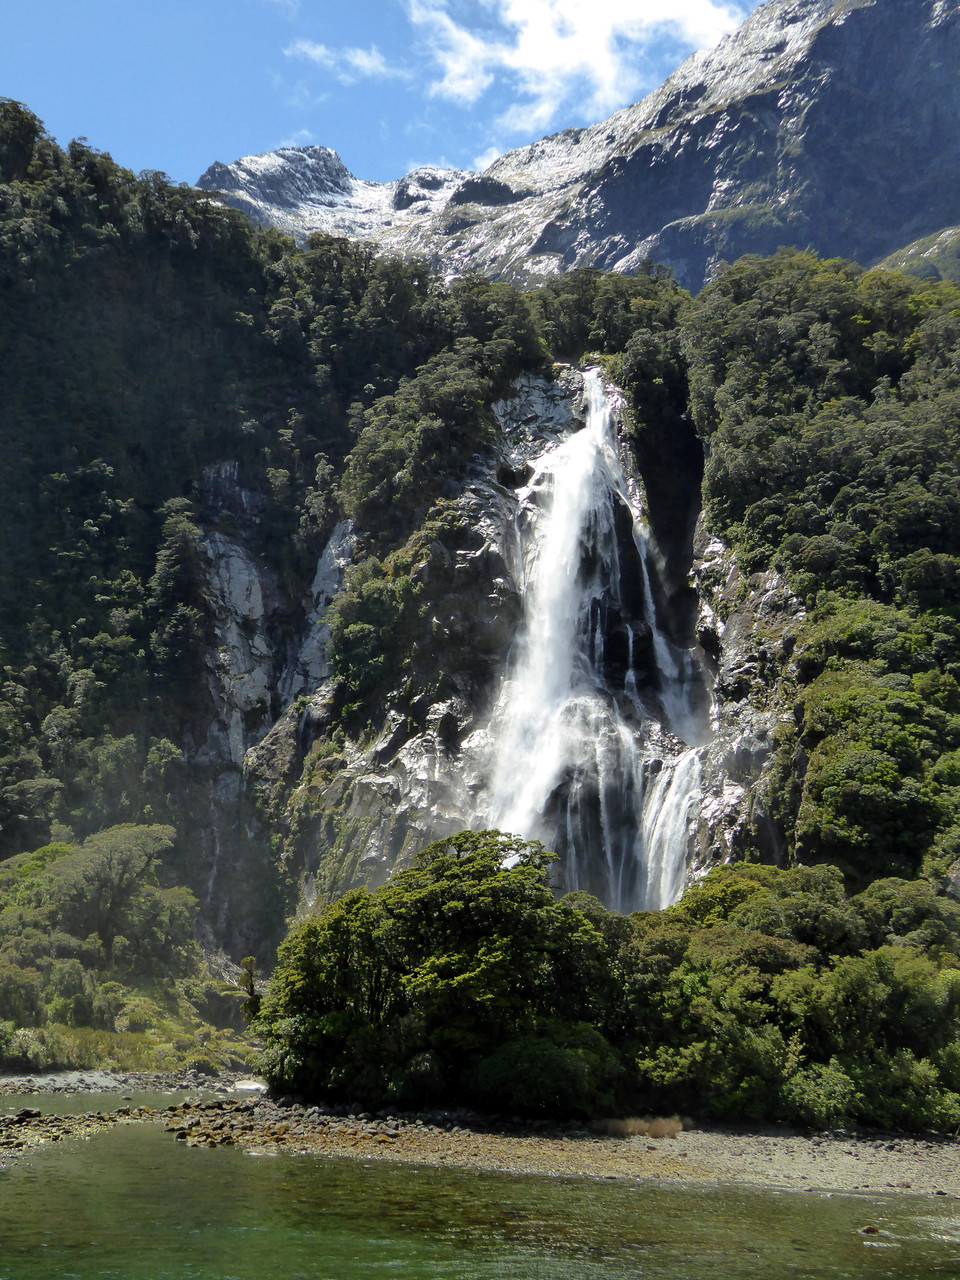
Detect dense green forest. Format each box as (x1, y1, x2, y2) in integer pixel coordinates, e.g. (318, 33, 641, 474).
(259, 831, 960, 1130)
(1, 99, 960, 1124)
(0, 98, 550, 864)
(0, 824, 250, 1070)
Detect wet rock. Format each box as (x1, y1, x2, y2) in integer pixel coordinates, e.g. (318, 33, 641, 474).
(690, 531, 805, 874)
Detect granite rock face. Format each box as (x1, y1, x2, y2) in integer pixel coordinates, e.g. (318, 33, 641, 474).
(184, 476, 358, 951)
(187, 372, 804, 945)
(690, 533, 806, 875)
(199, 532, 277, 771)
(271, 371, 590, 911)
(196, 0, 960, 290)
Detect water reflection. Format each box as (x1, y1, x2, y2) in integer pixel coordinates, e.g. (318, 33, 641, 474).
(0, 1123, 958, 1279)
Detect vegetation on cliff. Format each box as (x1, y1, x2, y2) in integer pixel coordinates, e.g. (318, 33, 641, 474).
(262, 248, 960, 1128)
(681, 250, 960, 887)
(0, 99, 550, 1065)
(2, 99, 960, 1119)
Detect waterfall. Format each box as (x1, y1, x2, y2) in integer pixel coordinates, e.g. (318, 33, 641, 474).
(482, 370, 708, 912)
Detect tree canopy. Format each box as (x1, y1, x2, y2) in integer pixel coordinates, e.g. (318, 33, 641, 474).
(257, 833, 960, 1129)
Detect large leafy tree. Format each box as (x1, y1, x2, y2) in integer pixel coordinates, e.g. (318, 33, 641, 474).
(257, 830, 624, 1113)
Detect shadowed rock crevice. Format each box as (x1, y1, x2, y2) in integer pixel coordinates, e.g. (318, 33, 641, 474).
(628, 410, 705, 649)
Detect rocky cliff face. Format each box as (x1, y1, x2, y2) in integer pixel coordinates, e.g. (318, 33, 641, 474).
(253, 372, 588, 915)
(181, 464, 359, 954)
(691, 533, 805, 876)
(196, 0, 960, 291)
(190, 369, 799, 931)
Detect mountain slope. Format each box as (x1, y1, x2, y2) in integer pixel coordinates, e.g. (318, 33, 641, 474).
(880, 224, 960, 281)
(196, 0, 960, 291)
(197, 146, 469, 246)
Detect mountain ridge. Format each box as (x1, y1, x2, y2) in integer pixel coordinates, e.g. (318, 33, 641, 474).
(196, 0, 960, 290)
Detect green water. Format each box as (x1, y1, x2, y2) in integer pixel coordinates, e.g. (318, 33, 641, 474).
(1, 1121, 959, 1279)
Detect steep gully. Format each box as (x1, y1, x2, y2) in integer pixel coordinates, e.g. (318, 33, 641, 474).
(196, 368, 798, 950)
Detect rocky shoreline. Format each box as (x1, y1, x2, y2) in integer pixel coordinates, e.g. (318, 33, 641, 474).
(0, 1067, 250, 1097)
(1, 1072, 958, 1198)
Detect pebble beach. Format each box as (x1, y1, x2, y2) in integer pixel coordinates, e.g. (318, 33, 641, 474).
(1, 1070, 958, 1198)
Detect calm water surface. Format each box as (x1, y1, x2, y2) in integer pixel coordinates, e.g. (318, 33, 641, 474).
(1, 1111, 959, 1279)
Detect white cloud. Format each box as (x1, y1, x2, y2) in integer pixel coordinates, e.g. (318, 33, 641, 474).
(474, 144, 502, 170)
(263, 0, 301, 16)
(407, 0, 501, 103)
(407, 0, 747, 131)
(285, 39, 408, 85)
(278, 128, 316, 148)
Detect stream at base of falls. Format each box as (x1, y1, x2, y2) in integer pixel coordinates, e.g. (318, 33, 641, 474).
(2, 1121, 958, 1280)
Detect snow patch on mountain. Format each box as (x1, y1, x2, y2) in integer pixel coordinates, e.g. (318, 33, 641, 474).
(196, 0, 960, 291)
(197, 145, 470, 246)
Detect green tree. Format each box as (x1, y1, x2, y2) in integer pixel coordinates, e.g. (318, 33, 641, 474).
(38, 824, 177, 965)
(258, 830, 621, 1113)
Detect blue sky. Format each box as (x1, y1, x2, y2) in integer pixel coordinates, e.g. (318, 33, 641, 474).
(1, 0, 760, 184)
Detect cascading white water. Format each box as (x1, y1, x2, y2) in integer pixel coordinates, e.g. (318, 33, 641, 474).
(482, 370, 708, 911)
